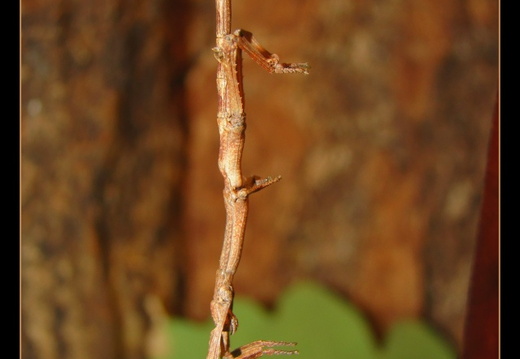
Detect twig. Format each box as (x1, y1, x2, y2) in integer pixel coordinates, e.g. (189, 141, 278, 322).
(207, 1, 309, 359)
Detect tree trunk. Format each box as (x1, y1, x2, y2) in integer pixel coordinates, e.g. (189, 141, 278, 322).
(21, 1, 189, 358)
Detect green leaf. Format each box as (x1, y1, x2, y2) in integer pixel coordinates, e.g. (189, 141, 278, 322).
(162, 317, 213, 359)
(158, 281, 455, 359)
(271, 281, 377, 359)
(229, 296, 272, 346)
(379, 321, 456, 359)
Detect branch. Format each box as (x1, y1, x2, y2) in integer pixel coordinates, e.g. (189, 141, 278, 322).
(207, 1, 308, 358)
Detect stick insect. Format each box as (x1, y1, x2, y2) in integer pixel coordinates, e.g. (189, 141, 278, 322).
(207, 1, 309, 359)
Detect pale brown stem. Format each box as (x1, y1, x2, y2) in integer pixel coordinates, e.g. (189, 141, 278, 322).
(207, 1, 308, 358)
(216, 0, 231, 38)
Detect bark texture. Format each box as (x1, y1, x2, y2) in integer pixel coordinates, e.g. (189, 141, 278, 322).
(21, 0, 498, 358)
(21, 1, 189, 358)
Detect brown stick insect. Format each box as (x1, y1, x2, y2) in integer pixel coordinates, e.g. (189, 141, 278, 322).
(207, 1, 309, 359)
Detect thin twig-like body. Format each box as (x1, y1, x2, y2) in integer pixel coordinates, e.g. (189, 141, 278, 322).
(207, 1, 308, 358)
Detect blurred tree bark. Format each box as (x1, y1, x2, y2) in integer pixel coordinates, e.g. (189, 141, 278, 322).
(21, 0, 498, 358)
(21, 0, 189, 358)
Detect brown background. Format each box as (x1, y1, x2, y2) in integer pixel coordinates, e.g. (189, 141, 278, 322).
(21, 0, 498, 358)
